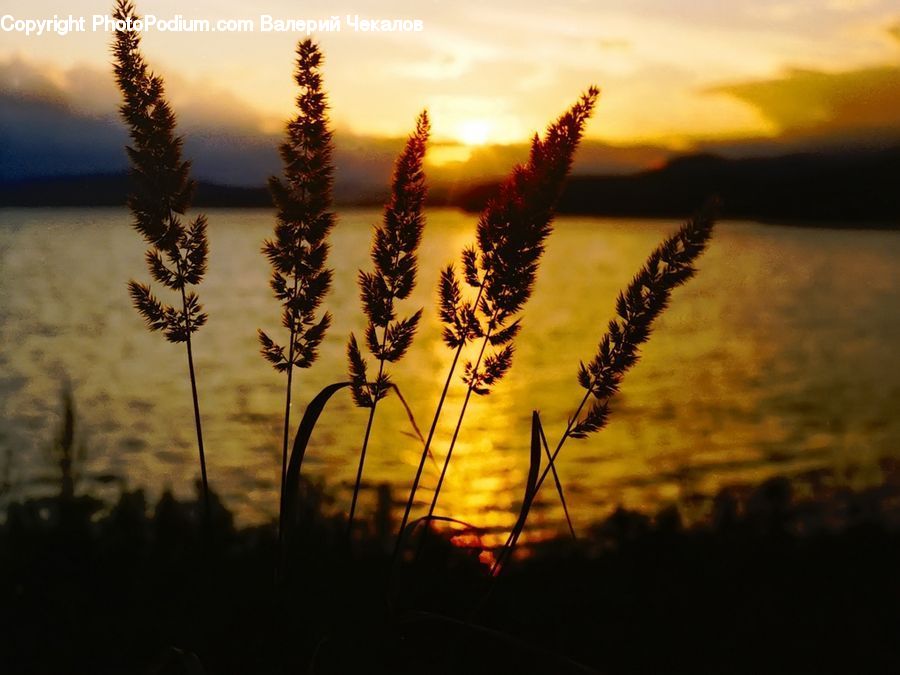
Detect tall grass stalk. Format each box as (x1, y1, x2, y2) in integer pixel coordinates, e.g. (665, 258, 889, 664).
(346, 111, 430, 535)
(258, 39, 335, 544)
(393, 87, 599, 562)
(491, 201, 717, 575)
(111, 0, 211, 518)
(422, 88, 599, 533)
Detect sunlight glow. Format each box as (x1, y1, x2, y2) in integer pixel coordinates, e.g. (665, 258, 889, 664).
(457, 119, 492, 146)
(426, 143, 474, 166)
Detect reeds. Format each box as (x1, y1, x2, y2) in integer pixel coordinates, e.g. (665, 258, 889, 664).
(111, 0, 211, 517)
(393, 87, 599, 560)
(99, 29, 737, 670)
(258, 39, 335, 542)
(491, 199, 718, 574)
(346, 111, 430, 534)
(54, 382, 79, 503)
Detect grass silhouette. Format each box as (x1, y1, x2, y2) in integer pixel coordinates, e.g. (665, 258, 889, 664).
(493, 199, 718, 575)
(257, 39, 336, 549)
(111, 0, 211, 520)
(394, 87, 600, 563)
(106, 15, 731, 659)
(346, 111, 430, 536)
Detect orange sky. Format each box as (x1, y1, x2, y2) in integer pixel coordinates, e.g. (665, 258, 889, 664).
(2, 0, 899, 176)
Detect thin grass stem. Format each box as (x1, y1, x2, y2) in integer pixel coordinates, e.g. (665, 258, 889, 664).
(421, 322, 495, 546)
(347, 344, 387, 535)
(180, 281, 209, 522)
(277, 314, 297, 556)
(391, 280, 487, 566)
(390, 344, 463, 564)
(536, 414, 575, 539)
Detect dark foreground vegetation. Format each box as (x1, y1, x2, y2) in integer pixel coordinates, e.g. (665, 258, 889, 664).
(2, 461, 899, 675)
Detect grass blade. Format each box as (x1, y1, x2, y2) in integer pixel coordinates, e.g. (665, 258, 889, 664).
(404, 514, 484, 539)
(538, 416, 576, 539)
(387, 382, 439, 469)
(386, 383, 425, 446)
(495, 411, 543, 576)
(282, 382, 351, 548)
(282, 381, 433, 550)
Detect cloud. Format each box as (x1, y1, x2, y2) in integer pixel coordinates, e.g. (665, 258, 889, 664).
(0, 55, 65, 103)
(5, 44, 900, 192)
(0, 53, 667, 188)
(890, 22, 900, 42)
(0, 57, 417, 193)
(710, 63, 900, 146)
(826, 0, 881, 11)
(0, 55, 278, 184)
(0, 56, 322, 186)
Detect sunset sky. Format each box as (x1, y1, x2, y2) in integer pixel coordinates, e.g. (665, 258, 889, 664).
(1, 0, 899, 186)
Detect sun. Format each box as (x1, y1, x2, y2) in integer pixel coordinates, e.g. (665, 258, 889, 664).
(456, 119, 492, 146)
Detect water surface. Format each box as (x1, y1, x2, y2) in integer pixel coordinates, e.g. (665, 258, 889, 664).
(1, 207, 898, 541)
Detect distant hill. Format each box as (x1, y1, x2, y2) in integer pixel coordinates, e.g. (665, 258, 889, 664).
(0, 174, 386, 208)
(2, 148, 898, 225)
(0, 174, 271, 208)
(454, 147, 900, 225)
(447, 147, 900, 224)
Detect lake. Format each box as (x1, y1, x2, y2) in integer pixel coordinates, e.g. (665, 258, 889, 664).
(1, 207, 898, 542)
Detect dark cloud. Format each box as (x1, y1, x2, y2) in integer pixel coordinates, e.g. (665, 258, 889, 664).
(0, 86, 406, 193)
(0, 55, 405, 190)
(0, 93, 127, 180)
(710, 64, 900, 146)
